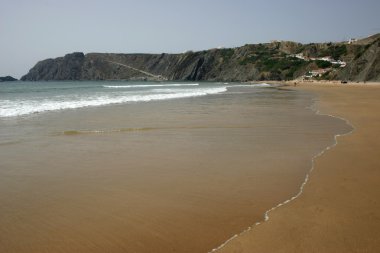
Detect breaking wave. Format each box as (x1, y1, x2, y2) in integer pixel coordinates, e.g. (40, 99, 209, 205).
(0, 87, 226, 117)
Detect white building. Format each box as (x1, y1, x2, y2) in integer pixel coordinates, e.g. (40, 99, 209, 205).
(348, 38, 358, 44)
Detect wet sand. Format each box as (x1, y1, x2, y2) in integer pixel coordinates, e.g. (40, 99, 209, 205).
(217, 82, 380, 253)
(0, 86, 350, 253)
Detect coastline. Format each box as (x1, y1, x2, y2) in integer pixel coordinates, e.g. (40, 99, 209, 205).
(1, 81, 378, 252)
(216, 82, 380, 252)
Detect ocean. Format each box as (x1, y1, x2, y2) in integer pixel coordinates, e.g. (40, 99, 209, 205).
(0, 81, 258, 118)
(0, 81, 350, 253)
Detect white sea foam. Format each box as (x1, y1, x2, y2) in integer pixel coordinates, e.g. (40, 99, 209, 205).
(229, 83, 274, 88)
(103, 83, 199, 88)
(252, 83, 273, 87)
(0, 87, 226, 117)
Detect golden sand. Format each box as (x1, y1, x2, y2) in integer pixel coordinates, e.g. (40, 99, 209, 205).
(0, 86, 348, 253)
(217, 82, 380, 253)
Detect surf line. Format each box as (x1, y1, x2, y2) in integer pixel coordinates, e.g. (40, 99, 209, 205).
(208, 96, 356, 253)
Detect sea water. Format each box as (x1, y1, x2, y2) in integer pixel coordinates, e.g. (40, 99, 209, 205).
(0, 81, 262, 118)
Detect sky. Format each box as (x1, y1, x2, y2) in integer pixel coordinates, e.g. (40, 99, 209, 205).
(1, 0, 379, 78)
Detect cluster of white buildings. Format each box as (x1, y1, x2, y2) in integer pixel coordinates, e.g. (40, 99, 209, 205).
(291, 53, 346, 67)
(291, 53, 348, 79)
(304, 69, 329, 78)
(314, 56, 346, 67)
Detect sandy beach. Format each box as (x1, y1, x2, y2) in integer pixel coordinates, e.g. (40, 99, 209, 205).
(0, 83, 350, 253)
(217, 82, 380, 253)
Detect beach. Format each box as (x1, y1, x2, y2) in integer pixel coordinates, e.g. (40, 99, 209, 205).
(1, 0, 379, 251)
(217, 82, 380, 253)
(0, 82, 350, 253)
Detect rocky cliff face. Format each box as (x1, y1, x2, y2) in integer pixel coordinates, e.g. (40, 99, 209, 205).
(338, 38, 380, 81)
(21, 34, 380, 82)
(0, 76, 17, 82)
(21, 50, 260, 82)
(22, 52, 85, 81)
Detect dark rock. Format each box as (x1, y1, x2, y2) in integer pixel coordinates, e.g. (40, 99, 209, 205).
(21, 52, 85, 81)
(338, 38, 380, 81)
(0, 76, 17, 82)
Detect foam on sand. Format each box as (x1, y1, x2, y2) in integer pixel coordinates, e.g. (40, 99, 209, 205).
(103, 83, 199, 88)
(229, 83, 275, 88)
(208, 98, 354, 253)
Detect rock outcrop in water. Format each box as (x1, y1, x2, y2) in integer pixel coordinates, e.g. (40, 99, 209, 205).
(21, 34, 380, 82)
(0, 76, 17, 82)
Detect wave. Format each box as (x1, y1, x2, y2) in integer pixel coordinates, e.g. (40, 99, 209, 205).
(0, 87, 226, 117)
(229, 83, 274, 88)
(250, 83, 273, 87)
(103, 83, 199, 88)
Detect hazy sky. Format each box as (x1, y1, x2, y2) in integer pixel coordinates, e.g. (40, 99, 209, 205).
(1, 0, 379, 78)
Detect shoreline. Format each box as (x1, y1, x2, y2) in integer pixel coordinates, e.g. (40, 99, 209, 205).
(209, 83, 355, 253)
(1, 81, 377, 252)
(1, 83, 346, 253)
(216, 82, 380, 253)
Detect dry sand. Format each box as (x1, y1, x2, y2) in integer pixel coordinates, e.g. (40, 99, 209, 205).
(217, 82, 380, 253)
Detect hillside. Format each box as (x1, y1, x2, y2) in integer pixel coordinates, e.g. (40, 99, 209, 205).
(0, 76, 17, 82)
(21, 34, 380, 82)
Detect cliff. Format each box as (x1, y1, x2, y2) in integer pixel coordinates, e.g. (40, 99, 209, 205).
(21, 50, 259, 82)
(21, 34, 380, 82)
(337, 36, 380, 81)
(0, 76, 18, 82)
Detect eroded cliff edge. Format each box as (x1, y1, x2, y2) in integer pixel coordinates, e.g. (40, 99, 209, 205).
(21, 34, 380, 82)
